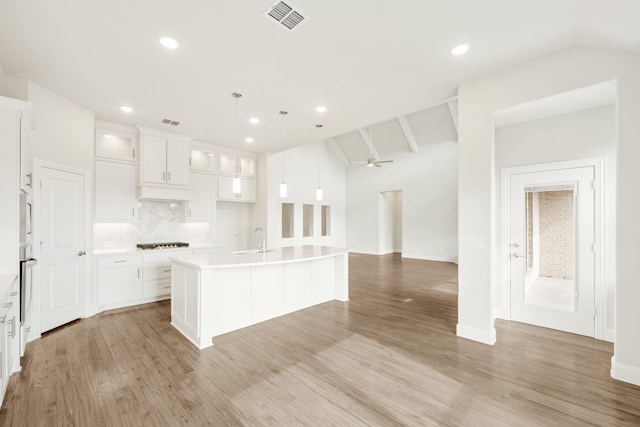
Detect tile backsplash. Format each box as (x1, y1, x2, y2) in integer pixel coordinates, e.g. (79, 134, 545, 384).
(94, 200, 252, 252)
(94, 201, 213, 250)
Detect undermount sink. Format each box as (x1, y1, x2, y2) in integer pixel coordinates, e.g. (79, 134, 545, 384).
(231, 249, 276, 255)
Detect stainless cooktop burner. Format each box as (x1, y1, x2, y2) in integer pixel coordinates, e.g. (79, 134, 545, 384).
(136, 242, 189, 250)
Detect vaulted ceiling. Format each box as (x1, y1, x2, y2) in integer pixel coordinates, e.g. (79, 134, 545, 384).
(0, 0, 638, 154)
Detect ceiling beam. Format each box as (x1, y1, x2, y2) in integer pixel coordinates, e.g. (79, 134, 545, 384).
(397, 116, 419, 153)
(447, 99, 459, 136)
(326, 138, 349, 167)
(358, 128, 380, 160)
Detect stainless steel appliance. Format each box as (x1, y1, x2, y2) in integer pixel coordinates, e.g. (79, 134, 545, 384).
(19, 192, 32, 246)
(19, 192, 37, 356)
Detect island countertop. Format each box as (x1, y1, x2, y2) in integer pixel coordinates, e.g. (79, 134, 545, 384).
(170, 245, 349, 269)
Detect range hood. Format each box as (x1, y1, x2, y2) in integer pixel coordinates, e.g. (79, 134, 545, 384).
(138, 184, 191, 201)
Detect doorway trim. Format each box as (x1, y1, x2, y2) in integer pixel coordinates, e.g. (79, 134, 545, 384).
(32, 158, 92, 339)
(500, 157, 606, 340)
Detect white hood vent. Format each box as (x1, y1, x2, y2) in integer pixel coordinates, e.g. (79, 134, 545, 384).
(264, 1, 307, 32)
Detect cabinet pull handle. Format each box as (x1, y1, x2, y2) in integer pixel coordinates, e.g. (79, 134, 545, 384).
(138, 269, 140, 279)
(3, 302, 13, 308)
(163, 269, 172, 273)
(9, 291, 17, 297)
(132, 207, 135, 217)
(25, 327, 31, 333)
(189, 158, 192, 166)
(168, 171, 171, 182)
(9, 318, 15, 338)
(163, 285, 171, 289)
(133, 148, 136, 159)
(114, 260, 126, 263)
(189, 209, 191, 218)
(163, 171, 166, 181)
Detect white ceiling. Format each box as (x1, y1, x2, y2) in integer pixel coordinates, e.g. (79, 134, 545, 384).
(0, 0, 638, 154)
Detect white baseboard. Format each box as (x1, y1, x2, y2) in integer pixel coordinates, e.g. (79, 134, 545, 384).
(611, 356, 640, 386)
(456, 323, 496, 345)
(349, 249, 382, 256)
(402, 253, 457, 263)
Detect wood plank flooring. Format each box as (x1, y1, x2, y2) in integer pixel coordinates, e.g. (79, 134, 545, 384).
(1, 253, 639, 426)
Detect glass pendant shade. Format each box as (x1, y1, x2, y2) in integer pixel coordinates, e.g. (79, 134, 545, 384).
(316, 187, 323, 201)
(232, 176, 241, 194)
(280, 182, 288, 198)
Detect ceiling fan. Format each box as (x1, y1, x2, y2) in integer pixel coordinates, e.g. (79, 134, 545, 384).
(351, 126, 394, 168)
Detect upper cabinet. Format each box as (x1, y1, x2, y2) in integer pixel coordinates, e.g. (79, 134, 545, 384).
(94, 160, 138, 223)
(137, 126, 191, 200)
(95, 120, 138, 163)
(217, 152, 257, 202)
(140, 135, 189, 186)
(190, 145, 217, 173)
(219, 152, 256, 178)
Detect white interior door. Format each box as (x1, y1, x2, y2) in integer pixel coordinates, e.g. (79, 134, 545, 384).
(509, 166, 595, 337)
(39, 165, 86, 333)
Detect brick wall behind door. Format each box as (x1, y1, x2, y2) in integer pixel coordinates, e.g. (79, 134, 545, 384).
(539, 190, 574, 280)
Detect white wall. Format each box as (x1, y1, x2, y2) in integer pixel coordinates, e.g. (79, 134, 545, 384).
(457, 46, 640, 386)
(28, 82, 94, 172)
(494, 105, 616, 340)
(266, 141, 346, 249)
(346, 142, 458, 262)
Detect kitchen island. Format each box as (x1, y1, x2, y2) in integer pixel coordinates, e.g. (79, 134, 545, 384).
(170, 246, 349, 349)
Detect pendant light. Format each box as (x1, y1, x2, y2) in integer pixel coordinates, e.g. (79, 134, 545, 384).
(315, 124, 323, 201)
(231, 92, 242, 196)
(279, 110, 288, 198)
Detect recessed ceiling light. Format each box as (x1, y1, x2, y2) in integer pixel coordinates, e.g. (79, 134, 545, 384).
(249, 117, 260, 124)
(315, 105, 327, 113)
(245, 137, 254, 143)
(120, 105, 133, 113)
(160, 37, 179, 49)
(103, 134, 114, 139)
(451, 44, 470, 56)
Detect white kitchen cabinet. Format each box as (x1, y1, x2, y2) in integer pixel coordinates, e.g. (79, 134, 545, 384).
(140, 134, 190, 186)
(94, 160, 138, 223)
(0, 276, 20, 404)
(95, 121, 138, 163)
(97, 254, 142, 309)
(217, 176, 256, 202)
(188, 172, 216, 222)
(219, 152, 256, 178)
(190, 147, 217, 173)
(141, 251, 176, 299)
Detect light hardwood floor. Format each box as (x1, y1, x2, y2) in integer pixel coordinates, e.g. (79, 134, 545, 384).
(1, 253, 639, 426)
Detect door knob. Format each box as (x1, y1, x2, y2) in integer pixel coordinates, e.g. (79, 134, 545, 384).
(511, 253, 524, 258)
(78, 250, 86, 256)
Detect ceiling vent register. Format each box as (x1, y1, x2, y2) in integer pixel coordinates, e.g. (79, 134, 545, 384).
(161, 118, 181, 126)
(264, 1, 307, 32)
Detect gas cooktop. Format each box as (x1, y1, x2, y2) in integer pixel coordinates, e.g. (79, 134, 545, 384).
(136, 242, 189, 250)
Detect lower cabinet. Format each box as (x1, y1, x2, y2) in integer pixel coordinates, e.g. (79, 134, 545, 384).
(142, 252, 174, 299)
(96, 248, 219, 312)
(1, 276, 20, 403)
(97, 254, 142, 309)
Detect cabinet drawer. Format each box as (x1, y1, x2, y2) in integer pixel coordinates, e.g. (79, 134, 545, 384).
(143, 264, 172, 281)
(143, 279, 172, 298)
(98, 254, 141, 268)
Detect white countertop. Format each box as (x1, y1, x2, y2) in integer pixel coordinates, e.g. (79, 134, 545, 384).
(0, 271, 18, 298)
(94, 244, 223, 256)
(171, 245, 349, 269)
